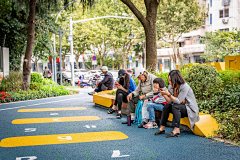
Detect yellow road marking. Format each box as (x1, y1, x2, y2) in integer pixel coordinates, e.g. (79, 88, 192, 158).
(12, 116, 100, 124)
(0, 131, 128, 147)
(18, 107, 87, 112)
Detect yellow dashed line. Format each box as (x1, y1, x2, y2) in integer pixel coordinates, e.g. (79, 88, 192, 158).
(12, 116, 100, 124)
(0, 131, 128, 147)
(18, 107, 87, 112)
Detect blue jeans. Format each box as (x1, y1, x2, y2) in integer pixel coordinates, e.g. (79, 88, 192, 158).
(148, 103, 164, 121)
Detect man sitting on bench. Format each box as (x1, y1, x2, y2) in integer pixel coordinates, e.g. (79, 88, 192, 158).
(88, 66, 114, 95)
(121, 66, 156, 125)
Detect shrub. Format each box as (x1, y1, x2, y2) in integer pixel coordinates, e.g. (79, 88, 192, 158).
(42, 78, 57, 85)
(184, 65, 222, 100)
(0, 71, 22, 91)
(31, 73, 43, 83)
(30, 82, 43, 90)
(154, 72, 169, 88)
(212, 108, 240, 144)
(197, 84, 240, 113)
(219, 70, 240, 87)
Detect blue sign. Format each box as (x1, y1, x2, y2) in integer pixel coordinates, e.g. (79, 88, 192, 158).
(92, 56, 97, 61)
(129, 55, 132, 60)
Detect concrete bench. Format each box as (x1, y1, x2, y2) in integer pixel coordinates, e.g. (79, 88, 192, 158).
(93, 90, 219, 137)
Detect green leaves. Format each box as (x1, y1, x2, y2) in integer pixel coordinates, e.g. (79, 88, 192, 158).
(202, 30, 240, 61)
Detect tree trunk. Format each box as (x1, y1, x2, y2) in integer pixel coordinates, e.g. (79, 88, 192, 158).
(123, 54, 127, 69)
(100, 56, 103, 67)
(144, 1, 158, 72)
(121, 0, 159, 72)
(62, 54, 66, 69)
(75, 55, 80, 69)
(22, 0, 36, 91)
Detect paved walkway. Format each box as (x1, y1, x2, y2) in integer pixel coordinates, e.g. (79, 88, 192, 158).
(0, 89, 239, 160)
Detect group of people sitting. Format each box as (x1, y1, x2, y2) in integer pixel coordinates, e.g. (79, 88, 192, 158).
(89, 66, 199, 138)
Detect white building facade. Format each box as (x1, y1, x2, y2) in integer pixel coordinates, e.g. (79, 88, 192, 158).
(157, 0, 240, 72)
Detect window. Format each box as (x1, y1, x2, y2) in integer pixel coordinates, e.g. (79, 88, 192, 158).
(219, 9, 229, 18)
(219, 28, 229, 32)
(219, 10, 223, 18)
(210, 14, 212, 24)
(225, 9, 229, 17)
(210, 0, 212, 7)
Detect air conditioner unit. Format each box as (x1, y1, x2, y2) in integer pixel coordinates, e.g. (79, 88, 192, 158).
(222, 18, 229, 24)
(222, 0, 230, 6)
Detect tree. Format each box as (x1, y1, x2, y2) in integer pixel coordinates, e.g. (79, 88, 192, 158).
(202, 30, 240, 62)
(156, 0, 205, 66)
(0, 0, 28, 71)
(120, 0, 159, 71)
(15, 0, 94, 90)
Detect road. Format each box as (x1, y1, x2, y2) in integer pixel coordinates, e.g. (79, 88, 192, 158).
(0, 89, 239, 160)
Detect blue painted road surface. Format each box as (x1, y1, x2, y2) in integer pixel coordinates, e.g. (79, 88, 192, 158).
(0, 89, 239, 160)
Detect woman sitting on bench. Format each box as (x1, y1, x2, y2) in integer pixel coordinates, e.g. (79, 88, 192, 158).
(155, 70, 199, 138)
(107, 69, 136, 119)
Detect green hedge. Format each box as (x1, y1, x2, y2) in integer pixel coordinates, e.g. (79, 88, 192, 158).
(213, 109, 240, 144)
(31, 72, 43, 83)
(0, 72, 22, 91)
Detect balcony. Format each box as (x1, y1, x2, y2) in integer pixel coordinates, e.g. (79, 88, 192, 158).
(157, 44, 205, 57)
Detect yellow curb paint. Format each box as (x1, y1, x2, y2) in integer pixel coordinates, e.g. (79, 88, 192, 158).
(12, 116, 100, 124)
(18, 107, 87, 112)
(0, 131, 128, 147)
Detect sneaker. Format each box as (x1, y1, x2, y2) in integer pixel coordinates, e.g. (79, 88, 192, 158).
(143, 121, 158, 129)
(88, 92, 96, 95)
(138, 121, 147, 128)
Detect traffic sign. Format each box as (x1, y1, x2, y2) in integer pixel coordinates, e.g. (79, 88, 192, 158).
(129, 55, 132, 60)
(92, 61, 97, 65)
(92, 56, 97, 61)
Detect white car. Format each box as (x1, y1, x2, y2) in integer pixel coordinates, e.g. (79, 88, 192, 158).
(88, 70, 101, 77)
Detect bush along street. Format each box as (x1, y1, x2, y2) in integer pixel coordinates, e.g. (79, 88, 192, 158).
(0, 72, 78, 103)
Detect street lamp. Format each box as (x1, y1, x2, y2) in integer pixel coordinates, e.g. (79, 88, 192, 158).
(53, 0, 134, 86)
(68, 15, 134, 86)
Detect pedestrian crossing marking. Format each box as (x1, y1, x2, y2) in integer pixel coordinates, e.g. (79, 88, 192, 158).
(17, 107, 87, 112)
(0, 131, 128, 147)
(12, 116, 100, 124)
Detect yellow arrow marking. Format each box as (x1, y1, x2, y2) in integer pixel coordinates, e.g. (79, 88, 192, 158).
(12, 116, 100, 124)
(0, 131, 128, 147)
(18, 107, 87, 112)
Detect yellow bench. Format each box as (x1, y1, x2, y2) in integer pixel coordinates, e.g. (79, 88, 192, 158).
(93, 90, 219, 137)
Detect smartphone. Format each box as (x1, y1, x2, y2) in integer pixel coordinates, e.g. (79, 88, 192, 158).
(159, 88, 163, 91)
(114, 83, 120, 86)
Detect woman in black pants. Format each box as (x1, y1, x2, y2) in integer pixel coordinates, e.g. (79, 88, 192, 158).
(155, 70, 199, 138)
(107, 69, 136, 118)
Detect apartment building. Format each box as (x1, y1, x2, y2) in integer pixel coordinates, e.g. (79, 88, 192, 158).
(157, 0, 240, 72)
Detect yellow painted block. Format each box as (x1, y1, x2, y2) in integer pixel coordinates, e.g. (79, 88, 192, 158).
(18, 107, 87, 112)
(12, 116, 100, 124)
(225, 55, 240, 71)
(93, 90, 115, 108)
(168, 113, 219, 137)
(0, 131, 128, 147)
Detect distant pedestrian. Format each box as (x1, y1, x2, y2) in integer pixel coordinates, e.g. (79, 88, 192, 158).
(43, 66, 51, 79)
(155, 70, 199, 138)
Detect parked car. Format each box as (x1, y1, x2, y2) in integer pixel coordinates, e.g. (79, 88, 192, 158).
(88, 70, 101, 78)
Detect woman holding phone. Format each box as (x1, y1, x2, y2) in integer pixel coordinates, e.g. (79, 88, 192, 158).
(107, 69, 136, 118)
(155, 70, 199, 138)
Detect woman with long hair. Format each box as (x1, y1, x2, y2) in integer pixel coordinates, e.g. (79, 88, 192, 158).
(155, 70, 199, 138)
(107, 69, 136, 119)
